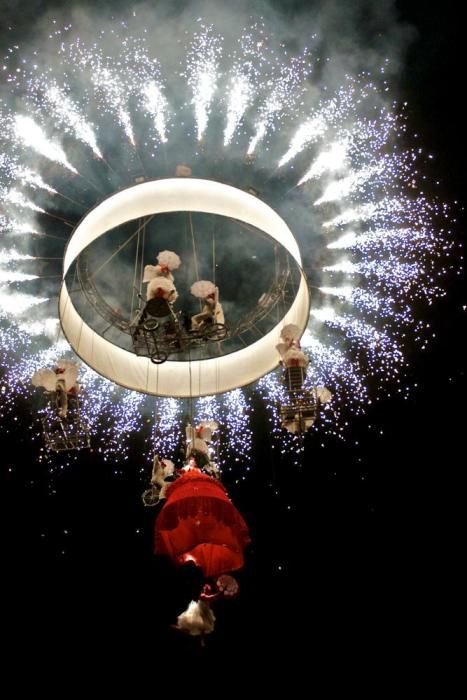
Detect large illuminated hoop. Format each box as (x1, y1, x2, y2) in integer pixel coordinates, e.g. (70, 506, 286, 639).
(59, 178, 310, 397)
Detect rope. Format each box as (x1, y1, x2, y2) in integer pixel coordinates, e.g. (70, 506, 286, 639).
(212, 224, 216, 286)
(188, 213, 203, 312)
(89, 215, 155, 280)
(57, 261, 80, 345)
(188, 353, 193, 427)
(140, 216, 147, 292)
(189, 213, 200, 282)
(130, 224, 141, 318)
(275, 245, 283, 323)
(154, 398, 159, 460)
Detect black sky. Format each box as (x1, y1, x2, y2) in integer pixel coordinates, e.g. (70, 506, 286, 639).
(1, 0, 464, 665)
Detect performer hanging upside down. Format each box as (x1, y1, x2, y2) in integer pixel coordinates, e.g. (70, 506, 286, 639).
(31, 359, 80, 418)
(190, 280, 224, 331)
(155, 463, 250, 637)
(174, 574, 240, 638)
(147, 422, 250, 639)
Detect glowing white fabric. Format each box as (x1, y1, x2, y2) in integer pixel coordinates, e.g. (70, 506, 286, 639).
(59, 179, 309, 397)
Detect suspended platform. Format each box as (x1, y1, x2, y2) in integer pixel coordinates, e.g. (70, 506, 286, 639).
(40, 393, 91, 452)
(130, 299, 228, 364)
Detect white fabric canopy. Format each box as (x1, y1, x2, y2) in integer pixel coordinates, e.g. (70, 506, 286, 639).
(59, 178, 310, 397)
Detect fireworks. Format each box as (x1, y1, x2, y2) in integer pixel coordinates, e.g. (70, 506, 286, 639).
(0, 16, 455, 471)
(13, 115, 79, 174)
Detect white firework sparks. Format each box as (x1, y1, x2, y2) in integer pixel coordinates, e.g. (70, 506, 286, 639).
(187, 27, 222, 141)
(0, 17, 456, 472)
(0, 291, 49, 315)
(247, 52, 311, 155)
(0, 249, 34, 264)
(143, 82, 169, 144)
(297, 138, 350, 185)
(0, 270, 38, 283)
(44, 82, 103, 158)
(13, 116, 79, 174)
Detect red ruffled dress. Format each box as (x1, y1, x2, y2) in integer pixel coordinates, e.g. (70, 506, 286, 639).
(155, 469, 250, 578)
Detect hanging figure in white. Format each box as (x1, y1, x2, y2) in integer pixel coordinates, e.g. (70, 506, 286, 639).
(143, 250, 181, 285)
(190, 280, 224, 331)
(150, 454, 176, 501)
(31, 358, 80, 419)
(185, 420, 219, 472)
(276, 323, 309, 394)
(276, 323, 310, 369)
(142, 454, 176, 506)
(143, 250, 181, 306)
(276, 325, 332, 433)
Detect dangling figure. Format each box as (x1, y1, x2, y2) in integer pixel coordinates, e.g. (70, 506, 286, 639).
(153, 427, 250, 639)
(276, 323, 309, 368)
(142, 455, 175, 507)
(143, 250, 181, 316)
(150, 454, 175, 500)
(276, 323, 309, 395)
(173, 599, 216, 638)
(173, 575, 240, 639)
(32, 359, 79, 418)
(185, 420, 218, 469)
(190, 280, 224, 331)
(146, 276, 178, 305)
(276, 325, 332, 433)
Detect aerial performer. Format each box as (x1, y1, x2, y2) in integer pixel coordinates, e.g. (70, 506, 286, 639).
(185, 420, 220, 472)
(31, 358, 80, 418)
(151, 454, 176, 491)
(190, 280, 224, 331)
(143, 249, 181, 308)
(276, 323, 310, 382)
(276, 324, 332, 433)
(143, 249, 181, 285)
(143, 424, 250, 640)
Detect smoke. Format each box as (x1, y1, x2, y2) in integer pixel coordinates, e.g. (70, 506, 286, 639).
(1, 1, 415, 77)
(1, 1, 417, 179)
(0, 1, 418, 271)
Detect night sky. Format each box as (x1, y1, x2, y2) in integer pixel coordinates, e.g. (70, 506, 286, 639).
(1, 0, 464, 665)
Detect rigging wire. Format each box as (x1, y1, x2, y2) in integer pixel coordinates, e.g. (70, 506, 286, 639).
(130, 222, 141, 319)
(188, 212, 203, 312)
(89, 215, 155, 280)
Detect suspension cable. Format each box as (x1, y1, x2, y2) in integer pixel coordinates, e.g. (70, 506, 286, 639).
(138, 215, 147, 307)
(130, 224, 141, 319)
(89, 215, 155, 280)
(188, 212, 200, 283)
(212, 222, 216, 286)
(188, 212, 204, 313)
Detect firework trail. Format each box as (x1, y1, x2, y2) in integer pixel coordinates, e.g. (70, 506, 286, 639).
(0, 14, 455, 471)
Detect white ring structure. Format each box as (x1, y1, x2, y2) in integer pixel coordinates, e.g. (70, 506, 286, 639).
(59, 178, 310, 397)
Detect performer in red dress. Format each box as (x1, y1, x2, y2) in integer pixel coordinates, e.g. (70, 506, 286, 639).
(151, 448, 250, 638)
(155, 464, 250, 578)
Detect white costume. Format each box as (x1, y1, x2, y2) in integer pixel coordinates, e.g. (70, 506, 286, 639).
(150, 455, 175, 500)
(146, 276, 178, 303)
(31, 359, 79, 418)
(174, 600, 216, 637)
(185, 420, 219, 467)
(190, 281, 224, 330)
(276, 324, 309, 368)
(143, 250, 181, 302)
(276, 326, 333, 434)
